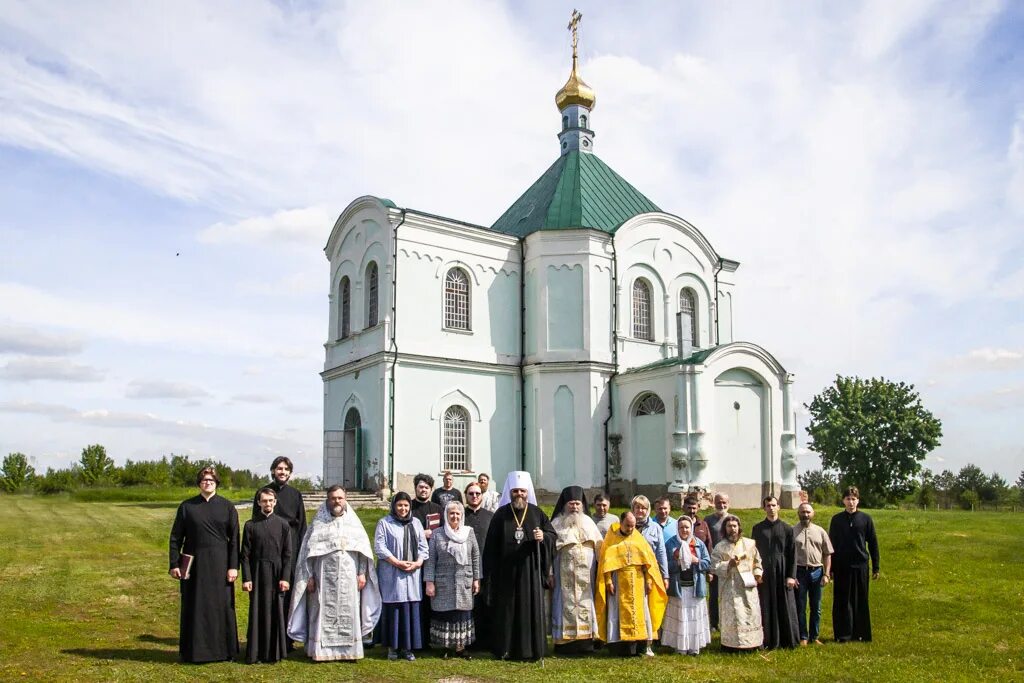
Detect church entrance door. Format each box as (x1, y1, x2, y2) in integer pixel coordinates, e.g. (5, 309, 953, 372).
(633, 393, 668, 485)
(342, 407, 362, 490)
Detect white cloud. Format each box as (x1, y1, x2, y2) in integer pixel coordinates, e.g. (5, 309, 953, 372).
(0, 324, 84, 356)
(199, 206, 334, 248)
(126, 379, 212, 400)
(0, 357, 103, 382)
(229, 393, 280, 404)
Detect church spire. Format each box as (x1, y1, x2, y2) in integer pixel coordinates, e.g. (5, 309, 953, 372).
(555, 9, 596, 156)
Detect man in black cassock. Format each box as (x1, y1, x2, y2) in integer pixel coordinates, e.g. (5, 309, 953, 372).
(241, 487, 293, 663)
(752, 495, 800, 649)
(463, 480, 494, 651)
(252, 456, 306, 633)
(829, 486, 879, 642)
(409, 472, 443, 647)
(483, 471, 555, 661)
(169, 466, 240, 663)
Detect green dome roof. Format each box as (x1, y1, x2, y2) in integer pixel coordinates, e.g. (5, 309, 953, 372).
(491, 151, 660, 237)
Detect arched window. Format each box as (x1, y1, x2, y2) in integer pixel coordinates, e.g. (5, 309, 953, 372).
(442, 405, 470, 471)
(580, 114, 588, 129)
(679, 287, 697, 347)
(444, 268, 471, 330)
(635, 393, 666, 416)
(365, 262, 378, 328)
(339, 276, 351, 339)
(632, 279, 653, 341)
(344, 407, 361, 430)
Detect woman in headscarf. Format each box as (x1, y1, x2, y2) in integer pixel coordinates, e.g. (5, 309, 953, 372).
(375, 491, 429, 661)
(424, 501, 481, 659)
(662, 516, 713, 655)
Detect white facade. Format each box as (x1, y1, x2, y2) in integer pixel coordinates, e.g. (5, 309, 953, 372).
(321, 197, 800, 507)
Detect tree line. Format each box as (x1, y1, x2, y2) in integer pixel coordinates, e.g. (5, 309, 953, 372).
(0, 445, 315, 495)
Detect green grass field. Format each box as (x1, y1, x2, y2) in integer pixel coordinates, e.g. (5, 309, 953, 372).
(0, 497, 1021, 682)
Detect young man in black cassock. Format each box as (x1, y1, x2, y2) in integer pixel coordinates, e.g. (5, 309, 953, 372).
(752, 495, 800, 649)
(482, 471, 556, 661)
(242, 487, 293, 663)
(829, 486, 880, 642)
(410, 473, 443, 647)
(252, 456, 306, 635)
(169, 466, 240, 663)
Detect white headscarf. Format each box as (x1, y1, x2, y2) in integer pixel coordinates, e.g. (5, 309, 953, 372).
(441, 501, 472, 565)
(497, 470, 537, 507)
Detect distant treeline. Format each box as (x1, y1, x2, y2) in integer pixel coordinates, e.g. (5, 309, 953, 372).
(800, 464, 1024, 510)
(0, 446, 317, 495)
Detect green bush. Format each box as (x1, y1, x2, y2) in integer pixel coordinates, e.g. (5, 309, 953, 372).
(35, 467, 80, 494)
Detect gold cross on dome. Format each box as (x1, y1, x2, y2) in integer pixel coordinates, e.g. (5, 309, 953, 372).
(568, 9, 582, 59)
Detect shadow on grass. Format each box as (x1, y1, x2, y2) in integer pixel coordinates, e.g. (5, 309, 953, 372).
(62, 647, 180, 664)
(138, 634, 178, 646)
(113, 502, 181, 510)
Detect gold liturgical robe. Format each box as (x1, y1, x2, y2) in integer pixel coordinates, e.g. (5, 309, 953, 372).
(596, 524, 668, 642)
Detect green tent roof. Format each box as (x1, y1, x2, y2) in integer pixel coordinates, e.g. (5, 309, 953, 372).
(491, 151, 660, 237)
(619, 346, 719, 375)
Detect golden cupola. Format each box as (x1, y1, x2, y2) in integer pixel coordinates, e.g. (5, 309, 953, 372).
(555, 53, 596, 111)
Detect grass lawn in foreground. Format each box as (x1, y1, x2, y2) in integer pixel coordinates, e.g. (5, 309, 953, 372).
(0, 497, 1021, 682)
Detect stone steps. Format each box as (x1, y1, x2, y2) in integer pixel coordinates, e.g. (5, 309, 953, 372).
(301, 490, 387, 510)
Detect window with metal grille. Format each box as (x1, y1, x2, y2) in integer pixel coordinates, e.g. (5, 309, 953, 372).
(635, 393, 666, 416)
(632, 279, 653, 341)
(442, 405, 470, 471)
(444, 268, 471, 330)
(339, 276, 351, 339)
(679, 287, 697, 347)
(366, 262, 378, 328)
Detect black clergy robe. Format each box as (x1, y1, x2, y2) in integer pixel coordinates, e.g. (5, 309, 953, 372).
(829, 510, 879, 642)
(252, 481, 306, 624)
(241, 512, 293, 663)
(169, 494, 240, 663)
(483, 503, 556, 661)
(464, 506, 494, 650)
(752, 517, 800, 649)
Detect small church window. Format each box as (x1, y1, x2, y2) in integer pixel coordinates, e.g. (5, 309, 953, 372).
(632, 279, 653, 341)
(635, 393, 666, 416)
(444, 268, 471, 331)
(679, 287, 697, 347)
(443, 405, 470, 471)
(562, 115, 569, 131)
(580, 114, 587, 128)
(339, 276, 351, 339)
(366, 262, 379, 328)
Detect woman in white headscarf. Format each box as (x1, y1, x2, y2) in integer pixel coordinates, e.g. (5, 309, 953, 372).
(662, 516, 712, 655)
(424, 501, 481, 658)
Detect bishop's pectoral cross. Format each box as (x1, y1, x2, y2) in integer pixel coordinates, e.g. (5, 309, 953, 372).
(567, 9, 582, 59)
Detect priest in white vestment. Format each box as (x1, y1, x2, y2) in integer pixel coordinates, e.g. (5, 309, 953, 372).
(288, 486, 381, 661)
(550, 486, 603, 654)
(710, 513, 764, 651)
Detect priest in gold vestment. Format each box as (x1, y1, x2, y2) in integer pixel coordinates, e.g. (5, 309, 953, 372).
(595, 511, 668, 656)
(550, 486, 604, 654)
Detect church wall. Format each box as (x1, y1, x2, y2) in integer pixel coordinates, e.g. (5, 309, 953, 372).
(613, 216, 720, 371)
(390, 360, 520, 496)
(393, 217, 521, 366)
(322, 360, 387, 489)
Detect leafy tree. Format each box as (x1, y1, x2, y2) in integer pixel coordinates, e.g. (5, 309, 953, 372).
(915, 469, 937, 508)
(1017, 470, 1024, 505)
(119, 457, 171, 487)
(1, 452, 36, 493)
(960, 488, 980, 511)
(35, 467, 79, 494)
(805, 375, 942, 506)
(933, 469, 957, 508)
(797, 468, 839, 505)
(79, 444, 116, 486)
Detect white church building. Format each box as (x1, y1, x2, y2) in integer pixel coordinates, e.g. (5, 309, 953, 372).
(321, 31, 800, 507)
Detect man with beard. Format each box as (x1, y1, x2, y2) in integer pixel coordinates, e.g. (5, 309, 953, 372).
(752, 496, 800, 649)
(682, 495, 712, 547)
(591, 493, 614, 536)
(829, 486, 879, 643)
(596, 511, 668, 657)
(252, 456, 306, 632)
(794, 502, 833, 646)
(410, 473, 443, 646)
(711, 514, 764, 651)
(550, 486, 603, 654)
(463, 481, 494, 650)
(288, 486, 381, 661)
(478, 472, 500, 512)
(703, 492, 730, 631)
(241, 487, 293, 664)
(482, 471, 555, 661)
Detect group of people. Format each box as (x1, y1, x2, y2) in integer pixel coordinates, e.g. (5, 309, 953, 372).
(168, 460, 880, 666)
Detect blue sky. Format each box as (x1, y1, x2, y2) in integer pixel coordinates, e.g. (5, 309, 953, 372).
(1, 1, 1022, 481)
